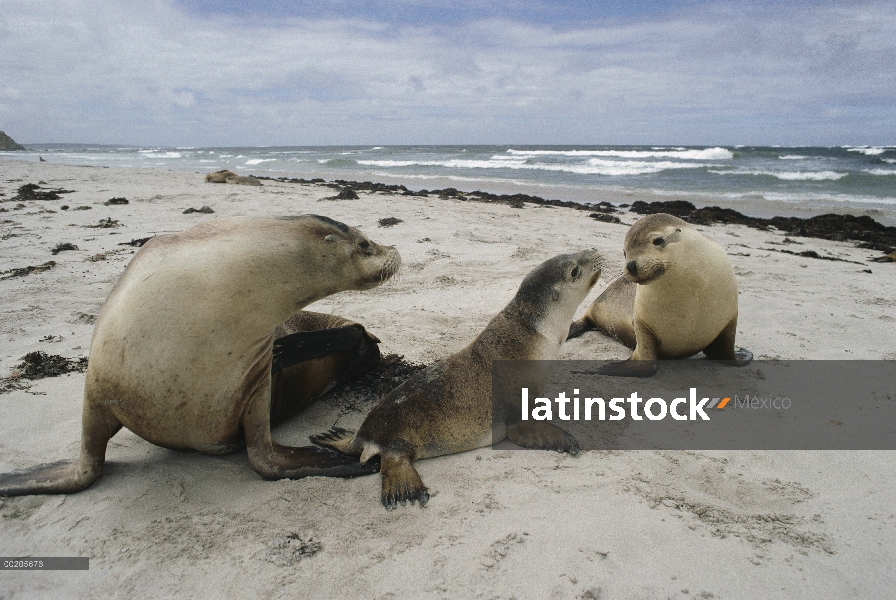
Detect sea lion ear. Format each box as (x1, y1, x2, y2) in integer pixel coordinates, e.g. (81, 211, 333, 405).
(551, 288, 560, 301)
(324, 234, 337, 242)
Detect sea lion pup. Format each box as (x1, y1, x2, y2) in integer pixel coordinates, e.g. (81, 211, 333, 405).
(205, 169, 237, 183)
(0, 215, 400, 496)
(312, 250, 603, 509)
(568, 213, 752, 377)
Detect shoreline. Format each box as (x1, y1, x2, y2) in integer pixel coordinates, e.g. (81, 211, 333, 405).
(250, 174, 896, 254)
(4, 150, 896, 227)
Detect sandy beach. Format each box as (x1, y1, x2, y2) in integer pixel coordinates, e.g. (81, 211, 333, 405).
(1, 159, 894, 599)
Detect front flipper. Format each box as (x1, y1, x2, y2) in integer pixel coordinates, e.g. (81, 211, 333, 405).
(272, 326, 363, 372)
(380, 452, 429, 510)
(506, 422, 581, 454)
(600, 320, 660, 377)
(597, 359, 658, 377)
(703, 319, 752, 366)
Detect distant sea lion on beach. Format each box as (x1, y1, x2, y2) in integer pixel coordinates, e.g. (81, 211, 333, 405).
(313, 250, 603, 509)
(225, 175, 262, 186)
(205, 170, 237, 183)
(0, 215, 400, 496)
(568, 213, 751, 377)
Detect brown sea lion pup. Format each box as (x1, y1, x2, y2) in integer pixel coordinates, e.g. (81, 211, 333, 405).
(225, 175, 262, 186)
(0, 215, 400, 496)
(568, 213, 751, 377)
(312, 250, 604, 509)
(205, 169, 237, 183)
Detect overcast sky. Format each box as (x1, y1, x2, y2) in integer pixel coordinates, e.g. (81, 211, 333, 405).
(1, 0, 894, 146)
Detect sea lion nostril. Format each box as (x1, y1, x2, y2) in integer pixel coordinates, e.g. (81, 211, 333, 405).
(627, 261, 638, 276)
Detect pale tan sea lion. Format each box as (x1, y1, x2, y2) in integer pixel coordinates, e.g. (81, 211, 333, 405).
(870, 251, 896, 263)
(312, 250, 603, 508)
(225, 175, 262, 186)
(0, 215, 400, 496)
(568, 213, 751, 377)
(205, 170, 237, 183)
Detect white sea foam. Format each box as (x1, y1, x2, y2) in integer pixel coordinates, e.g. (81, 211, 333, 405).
(140, 152, 182, 159)
(779, 155, 808, 160)
(244, 158, 275, 165)
(358, 158, 710, 176)
(709, 170, 848, 181)
(882, 158, 896, 164)
(846, 147, 887, 156)
(863, 169, 896, 176)
(505, 147, 733, 160)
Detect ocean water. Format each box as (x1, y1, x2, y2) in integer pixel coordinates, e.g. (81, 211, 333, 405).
(5, 144, 896, 224)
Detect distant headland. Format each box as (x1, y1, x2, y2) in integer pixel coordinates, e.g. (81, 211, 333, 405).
(0, 131, 26, 150)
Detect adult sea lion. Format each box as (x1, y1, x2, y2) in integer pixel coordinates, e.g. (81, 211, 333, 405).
(312, 250, 603, 509)
(0, 215, 400, 496)
(205, 170, 237, 183)
(568, 213, 752, 377)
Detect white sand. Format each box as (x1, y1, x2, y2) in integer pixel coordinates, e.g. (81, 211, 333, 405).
(0, 159, 894, 599)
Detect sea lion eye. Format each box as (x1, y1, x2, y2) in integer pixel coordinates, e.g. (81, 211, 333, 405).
(358, 240, 371, 253)
(653, 237, 664, 246)
(570, 266, 581, 279)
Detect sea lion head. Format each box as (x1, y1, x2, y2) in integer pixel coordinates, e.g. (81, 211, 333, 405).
(297, 215, 402, 291)
(622, 213, 690, 284)
(510, 249, 604, 333)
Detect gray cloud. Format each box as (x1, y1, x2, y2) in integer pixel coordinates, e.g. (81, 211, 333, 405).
(1, 0, 893, 145)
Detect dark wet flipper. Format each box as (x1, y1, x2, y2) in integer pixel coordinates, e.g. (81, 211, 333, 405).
(250, 445, 379, 480)
(272, 326, 363, 372)
(597, 359, 658, 377)
(309, 427, 357, 455)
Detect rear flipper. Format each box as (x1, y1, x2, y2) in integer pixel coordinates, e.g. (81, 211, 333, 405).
(249, 445, 379, 480)
(272, 326, 364, 372)
(380, 452, 429, 510)
(310, 426, 359, 456)
(0, 460, 95, 496)
(0, 403, 120, 496)
(506, 422, 581, 454)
